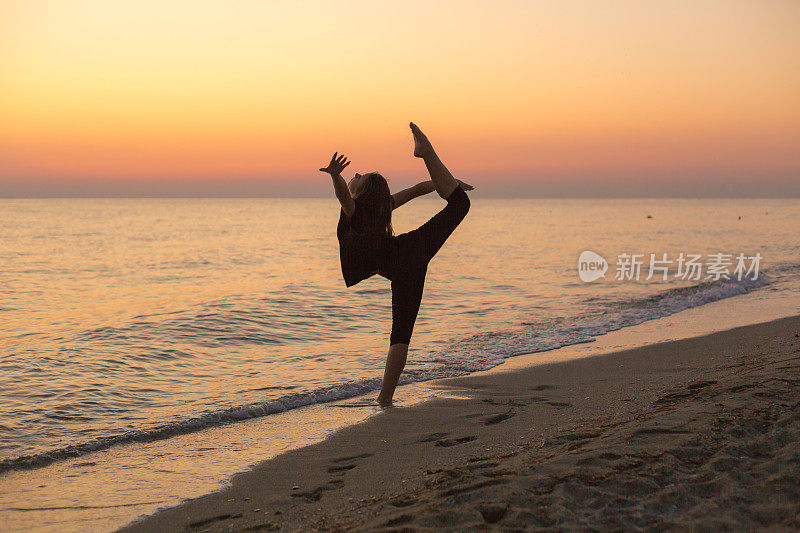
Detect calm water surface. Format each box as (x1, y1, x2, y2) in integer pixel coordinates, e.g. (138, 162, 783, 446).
(2, 198, 799, 469)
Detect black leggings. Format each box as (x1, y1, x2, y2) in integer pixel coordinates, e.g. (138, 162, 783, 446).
(380, 185, 470, 346)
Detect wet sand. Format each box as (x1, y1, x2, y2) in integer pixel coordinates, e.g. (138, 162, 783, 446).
(120, 315, 800, 531)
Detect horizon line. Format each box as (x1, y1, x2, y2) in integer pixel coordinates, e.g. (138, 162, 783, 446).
(3, 195, 799, 200)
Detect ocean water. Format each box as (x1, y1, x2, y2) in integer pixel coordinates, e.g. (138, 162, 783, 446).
(1, 197, 799, 530)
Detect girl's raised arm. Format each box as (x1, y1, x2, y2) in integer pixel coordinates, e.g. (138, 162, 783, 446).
(319, 152, 355, 217)
(391, 179, 474, 210)
(391, 181, 435, 210)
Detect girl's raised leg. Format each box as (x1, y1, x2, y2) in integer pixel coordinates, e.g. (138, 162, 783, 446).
(410, 123, 459, 199)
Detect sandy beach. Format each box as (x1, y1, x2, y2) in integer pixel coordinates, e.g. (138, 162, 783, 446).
(118, 315, 800, 531)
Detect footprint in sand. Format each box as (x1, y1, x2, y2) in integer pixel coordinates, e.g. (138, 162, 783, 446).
(244, 523, 279, 531)
(657, 380, 720, 403)
(483, 408, 517, 425)
(291, 483, 340, 502)
(187, 513, 243, 529)
(576, 451, 624, 467)
(467, 460, 501, 470)
(420, 432, 450, 442)
(435, 436, 477, 447)
(478, 503, 508, 524)
(389, 497, 417, 508)
(631, 426, 690, 437)
(330, 452, 373, 463)
(549, 430, 602, 445)
(688, 380, 718, 390)
(293, 453, 374, 501)
(438, 478, 508, 497)
(482, 398, 528, 407)
(327, 453, 373, 475)
(481, 468, 516, 478)
(327, 463, 357, 473)
(381, 513, 414, 527)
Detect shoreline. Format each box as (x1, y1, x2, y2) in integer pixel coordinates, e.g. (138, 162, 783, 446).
(120, 315, 800, 531)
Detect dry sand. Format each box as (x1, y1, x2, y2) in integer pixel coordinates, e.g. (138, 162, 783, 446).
(120, 316, 800, 531)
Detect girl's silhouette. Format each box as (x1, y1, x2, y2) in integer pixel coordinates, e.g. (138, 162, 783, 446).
(319, 123, 472, 405)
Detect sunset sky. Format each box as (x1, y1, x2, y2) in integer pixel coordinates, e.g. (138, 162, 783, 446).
(1, 0, 798, 197)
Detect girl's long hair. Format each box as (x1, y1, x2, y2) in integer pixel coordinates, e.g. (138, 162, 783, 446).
(351, 172, 393, 238)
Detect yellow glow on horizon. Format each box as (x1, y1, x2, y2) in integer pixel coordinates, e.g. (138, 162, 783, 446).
(1, 0, 798, 190)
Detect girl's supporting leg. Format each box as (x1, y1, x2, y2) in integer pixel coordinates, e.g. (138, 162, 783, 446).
(379, 268, 425, 405)
(410, 123, 459, 200)
(377, 343, 408, 405)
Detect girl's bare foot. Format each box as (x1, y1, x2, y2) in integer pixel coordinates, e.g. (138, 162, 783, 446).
(410, 122, 433, 158)
(377, 397, 393, 409)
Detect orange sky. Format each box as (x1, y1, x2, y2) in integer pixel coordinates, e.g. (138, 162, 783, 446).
(1, 0, 798, 196)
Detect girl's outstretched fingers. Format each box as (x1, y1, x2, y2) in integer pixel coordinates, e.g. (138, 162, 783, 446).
(319, 152, 350, 175)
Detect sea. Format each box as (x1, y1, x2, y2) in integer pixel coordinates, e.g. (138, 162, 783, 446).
(2, 197, 799, 531)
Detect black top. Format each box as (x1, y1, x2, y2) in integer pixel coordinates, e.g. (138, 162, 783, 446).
(336, 200, 392, 287)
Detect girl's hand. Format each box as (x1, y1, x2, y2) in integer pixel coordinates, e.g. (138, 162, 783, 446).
(457, 179, 475, 191)
(319, 152, 350, 176)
